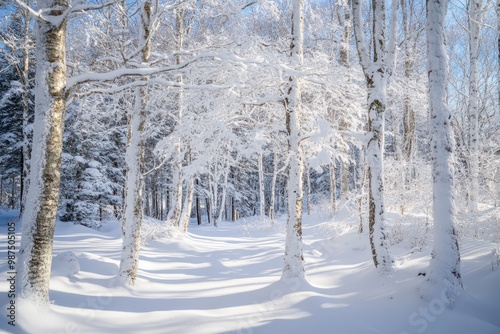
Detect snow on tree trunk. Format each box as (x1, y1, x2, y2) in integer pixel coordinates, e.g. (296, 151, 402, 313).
(366, 82, 393, 272)
(17, 0, 67, 305)
(419, 0, 463, 306)
(217, 160, 229, 223)
(168, 147, 183, 225)
(167, 7, 185, 226)
(282, 0, 305, 281)
(258, 151, 265, 221)
(181, 178, 194, 233)
(467, 0, 484, 213)
(269, 151, 278, 220)
(117, 0, 151, 286)
(352, 0, 397, 273)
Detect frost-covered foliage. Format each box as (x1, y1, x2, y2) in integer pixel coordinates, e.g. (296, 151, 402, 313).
(237, 215, 286, 236)
(456, 207, 500, 243)
(387, 213, 430, 250)
(141, 216, 185, 245)
(2, 0, 497, 311)
(384, 158, 433, 215)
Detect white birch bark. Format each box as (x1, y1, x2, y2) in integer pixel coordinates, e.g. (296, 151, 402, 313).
(420, 0, 462, 306)
(282, 0, 305, 281)
(467, 0, 484, 212)
(181, 177, 194, 233)
(167, 7, 185, 226)
(17, 0, 67, 305)
(117, 0, 151, 286)
(258, 151, 266, 221)
(179, 143, 194, 232)
(269, 150, 278, 220)
(209, 164, 218, 226)
(217, 160, 229, 223)
(352, 0, 397, 273)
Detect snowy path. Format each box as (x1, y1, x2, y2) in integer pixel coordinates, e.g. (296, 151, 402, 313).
(1, 212, 499, 334)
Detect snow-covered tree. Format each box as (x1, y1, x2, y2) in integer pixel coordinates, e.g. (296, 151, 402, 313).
(16, 0, 69, 305)
(14, 0, 117, 304)
(117, 0, 153, 286)
(419, 0, 463, 307)
(352, 0, 398, 273)
(282, 0, 306, 281)
(466, 0, 489, 212)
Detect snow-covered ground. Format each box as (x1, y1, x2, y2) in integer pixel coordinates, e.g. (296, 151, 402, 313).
(0, 207, 499, 334)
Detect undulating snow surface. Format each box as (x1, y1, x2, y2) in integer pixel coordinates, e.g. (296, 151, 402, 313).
(0, 208, 499, 334)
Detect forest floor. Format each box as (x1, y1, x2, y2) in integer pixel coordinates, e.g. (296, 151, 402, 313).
(0, 205, 499, 334)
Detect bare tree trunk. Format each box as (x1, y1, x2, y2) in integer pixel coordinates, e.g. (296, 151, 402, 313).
(231, 197, 236, 222)
(420, 0, 462, 305)
(206, 198, 211, 225)
(18, 0, 67, 305)
(117, 0, 152, 286)
(166, 189, 170, 217)
(144, 180, 150, 217)
(282, 0, 305, 281)
(196, 179, 201, 225)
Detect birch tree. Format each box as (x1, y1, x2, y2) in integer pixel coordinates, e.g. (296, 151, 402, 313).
(467, 0, 488, 212)
(167, 6, 186, 226)
(352, 0, 398, 273)
(15, 0, 70, 305)
(282, 0, 305, 281)
(117, 0, 152, 285)
(420, 0, 463, 306)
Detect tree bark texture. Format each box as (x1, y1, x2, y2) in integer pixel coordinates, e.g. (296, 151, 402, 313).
(18, 0, 67, 305)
